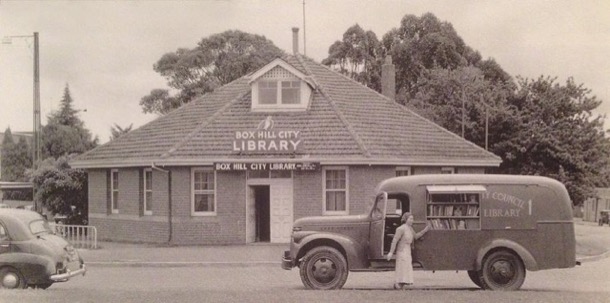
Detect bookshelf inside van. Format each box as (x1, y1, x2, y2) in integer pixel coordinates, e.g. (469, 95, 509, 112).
(425, 185, 484, 230)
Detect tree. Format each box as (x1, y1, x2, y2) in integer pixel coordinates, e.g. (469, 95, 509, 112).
(42, 84, 98, 159)
(140, 30, 285, 115)
(494, 76, 610, 204)
(110, 123, 133, 141)
(29, 155, 88, 225)
(1, 128, 32, 182)
(409, 66, 515, 149)
(322, 24, 383, 90)
(380, 13, 484, 103)
(1, 128, 15, 181)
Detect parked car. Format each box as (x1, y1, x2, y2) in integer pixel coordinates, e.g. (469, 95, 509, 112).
(0, 208, 86, 289)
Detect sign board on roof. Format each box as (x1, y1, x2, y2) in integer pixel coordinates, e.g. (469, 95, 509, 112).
(232, 116, 302, 154)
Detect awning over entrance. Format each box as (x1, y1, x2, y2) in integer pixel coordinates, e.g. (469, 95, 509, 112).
(426, 185, 487, 194)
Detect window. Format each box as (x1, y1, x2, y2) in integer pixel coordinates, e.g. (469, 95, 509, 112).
(281, 81, 300, 104)
(426, 185, 485, 230)
(143, 169, 153, 215)
(259, 81, 278, 104)
(323, 167, 348, 215)
(192, 168, 216, 216)
(111, 169, 119, 214)
(393, 167, 411, 212)
(257, 80, 301, 105)
(396, 167, 411, 177)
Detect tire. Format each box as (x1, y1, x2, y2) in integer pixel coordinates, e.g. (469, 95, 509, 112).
(478, 250, 526, 291)
(0, 267, 27, 289)
(467, 270, 483, 288)
(299, 246, 348, 290)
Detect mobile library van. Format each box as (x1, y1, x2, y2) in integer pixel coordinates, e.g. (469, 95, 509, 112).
(282, 174, 577, 290)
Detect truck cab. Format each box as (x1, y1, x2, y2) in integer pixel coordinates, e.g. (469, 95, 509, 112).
(281, 174, 577, 290)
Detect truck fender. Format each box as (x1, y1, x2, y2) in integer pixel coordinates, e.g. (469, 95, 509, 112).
(475, 239, 539, 271)
(297, 232, 368, 269)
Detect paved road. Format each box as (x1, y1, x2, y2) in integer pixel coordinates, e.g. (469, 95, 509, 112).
(1, 257, 608, 303)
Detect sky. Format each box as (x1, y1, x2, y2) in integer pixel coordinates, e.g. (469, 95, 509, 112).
(1, 0, 609, 144)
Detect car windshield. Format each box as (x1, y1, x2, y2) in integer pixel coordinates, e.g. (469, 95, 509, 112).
(29, 219, 53, 235)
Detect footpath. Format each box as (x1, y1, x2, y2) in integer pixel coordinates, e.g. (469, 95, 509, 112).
(78, 218, 610, 267)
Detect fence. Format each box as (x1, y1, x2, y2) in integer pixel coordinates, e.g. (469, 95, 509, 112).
(50, 223, 98, 249)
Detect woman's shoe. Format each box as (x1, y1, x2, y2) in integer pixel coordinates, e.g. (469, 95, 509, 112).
(393, 283, 401, 290)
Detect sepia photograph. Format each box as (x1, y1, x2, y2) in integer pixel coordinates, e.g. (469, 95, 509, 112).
(1, 0, 609, 302)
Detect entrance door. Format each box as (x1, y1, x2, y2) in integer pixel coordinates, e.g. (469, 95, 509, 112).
(248, 186, 270, 242)
(269, 179, 294, 243)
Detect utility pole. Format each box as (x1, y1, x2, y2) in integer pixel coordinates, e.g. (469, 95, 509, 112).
(33, 32, 41, 171)
(2, 32, 41, 211)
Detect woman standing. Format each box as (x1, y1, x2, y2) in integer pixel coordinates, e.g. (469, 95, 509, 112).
(386, 212, 431, 289)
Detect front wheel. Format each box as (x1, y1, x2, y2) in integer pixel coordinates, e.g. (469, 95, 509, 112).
(0, 267, 27, 289)
(478, 250, 526, 290)
(299, 246, 348, 290)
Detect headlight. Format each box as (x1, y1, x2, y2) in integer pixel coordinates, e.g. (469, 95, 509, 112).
(292, 226, 302, 232)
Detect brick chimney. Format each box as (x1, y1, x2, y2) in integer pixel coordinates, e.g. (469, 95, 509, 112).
(381, 55, 396, 101)
(292, 27, 299, 55)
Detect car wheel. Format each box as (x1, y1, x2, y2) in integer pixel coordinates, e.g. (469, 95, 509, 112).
(467, 270, 483, 288)
(478, 250, 526, 291)
(299, 246, 348, 290)
(0, 267, 27, 289)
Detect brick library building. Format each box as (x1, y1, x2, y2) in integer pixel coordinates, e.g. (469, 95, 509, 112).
(71, 32, 500, 245)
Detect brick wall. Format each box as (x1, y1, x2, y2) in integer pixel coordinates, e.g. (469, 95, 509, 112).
(87, 164, 487, 244)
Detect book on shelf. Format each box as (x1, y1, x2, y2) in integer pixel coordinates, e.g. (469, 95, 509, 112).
(428, 218, 479, 230)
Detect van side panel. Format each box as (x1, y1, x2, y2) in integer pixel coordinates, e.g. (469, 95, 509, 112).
(402, 176, 576, 271)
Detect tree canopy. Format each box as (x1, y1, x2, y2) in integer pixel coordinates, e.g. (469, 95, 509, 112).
(494, 76, 610, 203)
(31, 84, 97, 223)
(110, 123, 133, 141)
(140, 30, 285, 115)
(324, 12, 610, 205)
(42, 84, 98, 159)
(30, 155, 88, 224)
(1, 128, 32, 182)
(322, 24, 382, 91)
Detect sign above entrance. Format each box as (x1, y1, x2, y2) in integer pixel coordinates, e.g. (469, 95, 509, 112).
(214, 162, 319, 171)
(233, 116, 302, 154)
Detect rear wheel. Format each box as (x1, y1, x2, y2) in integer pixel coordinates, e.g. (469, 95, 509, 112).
(299, 246, 348, 290)
(479, 250, 526, 290)
(0, 267, 27, 289)
(467, 270, 483, 288)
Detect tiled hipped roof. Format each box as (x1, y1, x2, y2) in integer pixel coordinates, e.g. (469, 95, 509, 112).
(71, 55, 501, 168)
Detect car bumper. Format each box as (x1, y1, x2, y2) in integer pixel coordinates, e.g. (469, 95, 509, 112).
(281, 250, 294, 270)
(50, 264, 86, 282)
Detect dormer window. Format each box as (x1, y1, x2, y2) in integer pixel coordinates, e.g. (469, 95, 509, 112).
(249, 58, 313, 112)
(259, 80, 301, 105)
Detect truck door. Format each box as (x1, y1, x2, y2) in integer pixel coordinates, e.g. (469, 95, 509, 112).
(368, 192, 387, 259)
